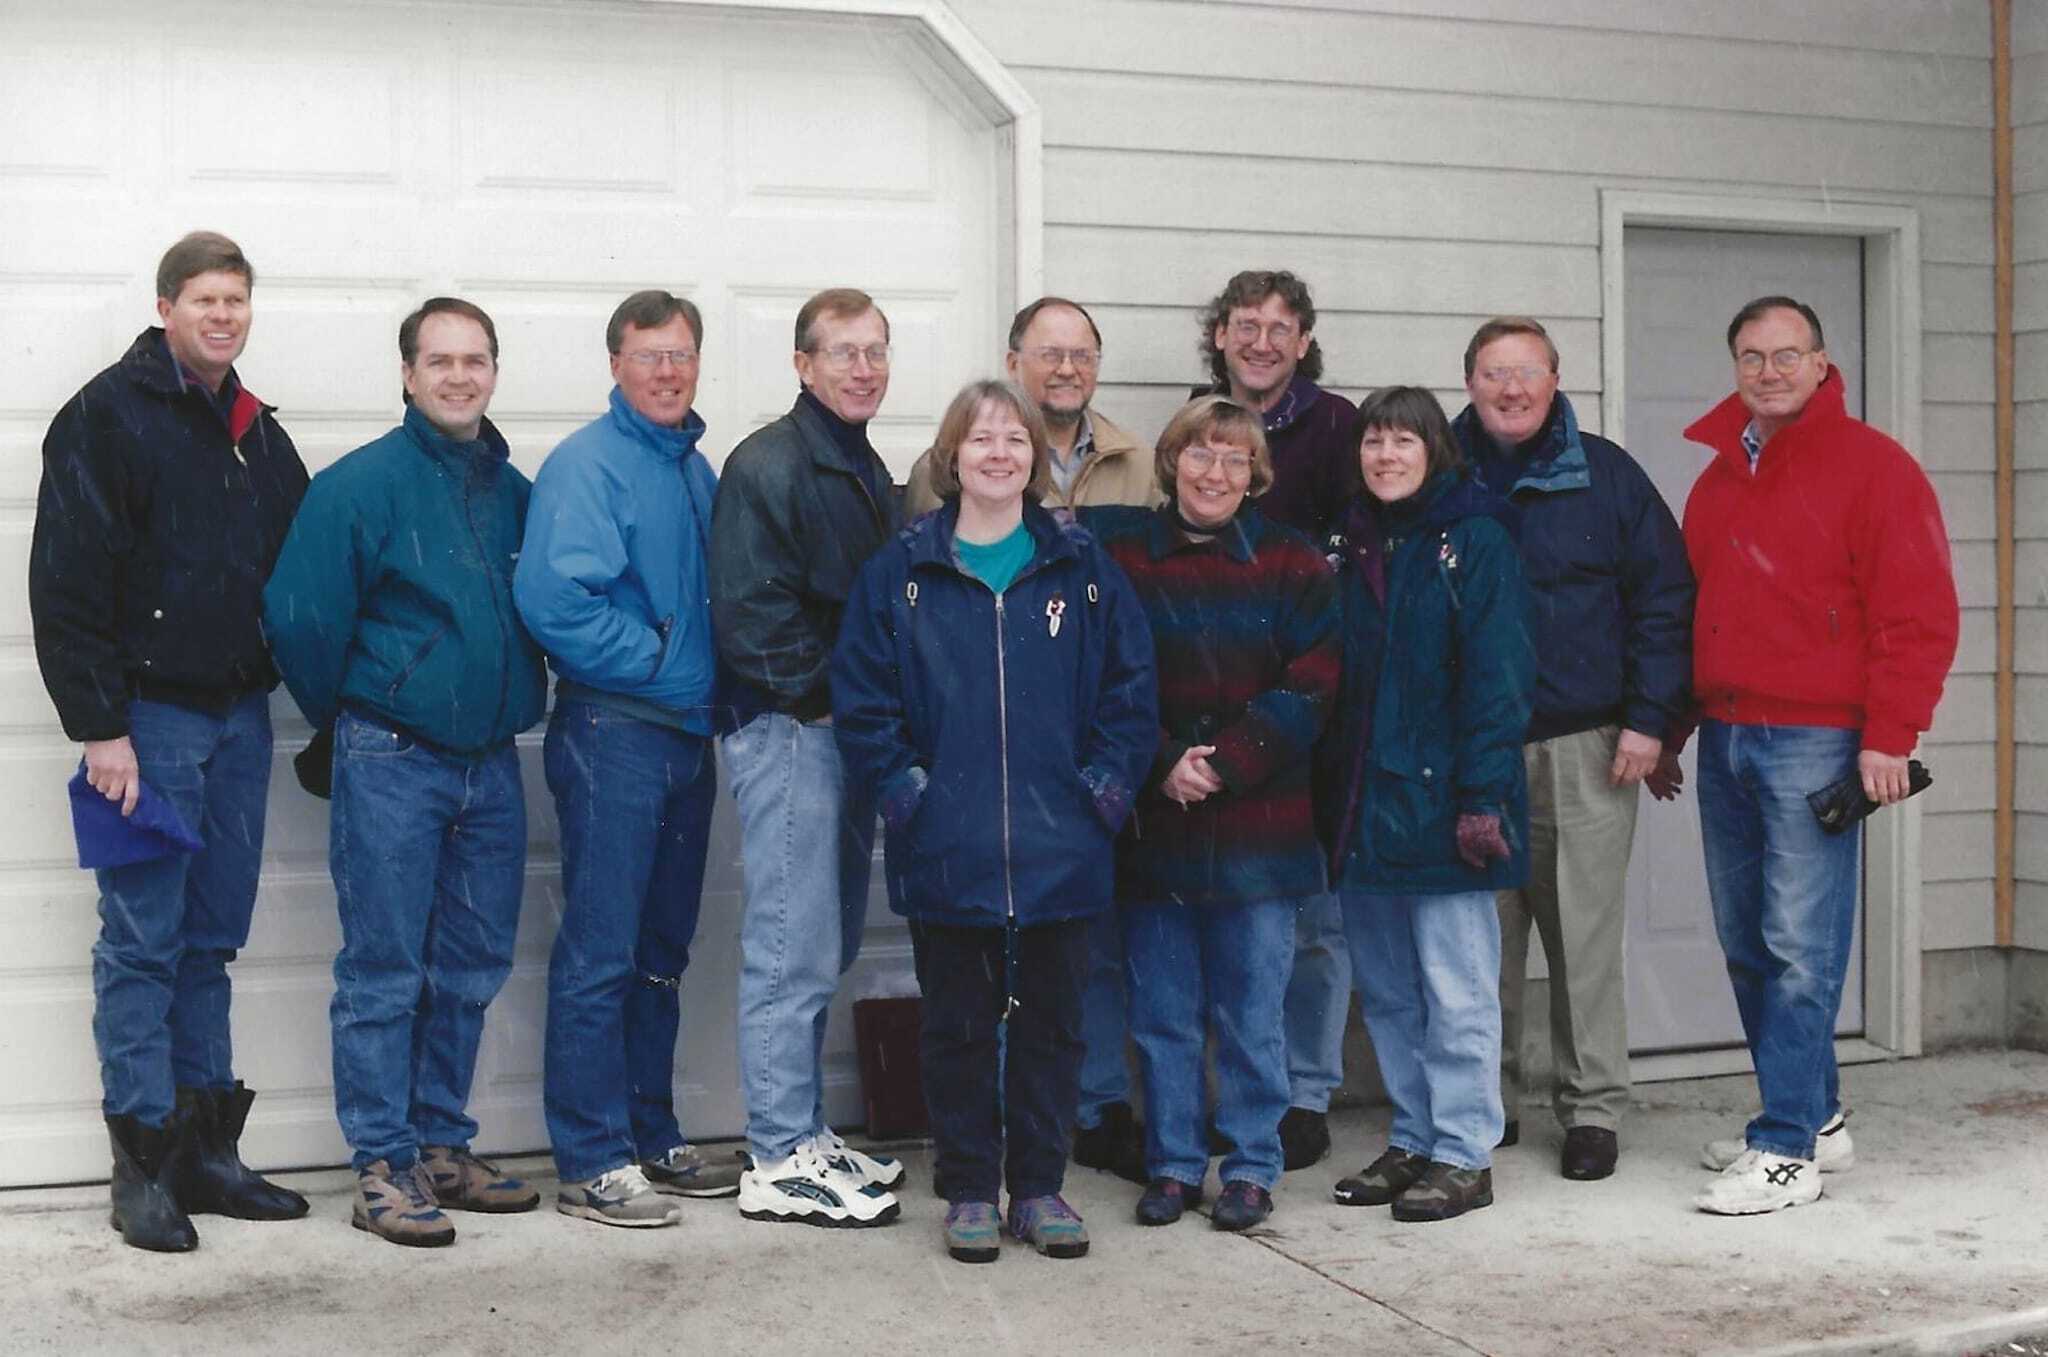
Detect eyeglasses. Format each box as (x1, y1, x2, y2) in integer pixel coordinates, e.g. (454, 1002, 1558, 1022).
(1735, 348, 1816, 376)
(1227, 319, 1299, 346)
(621, 348, 698, 369)
(1181, 446, 1254, 478)
(811, 343, 891, 370)
(1475, 363, 1551, 386)
(1021, 345, 1100, 371)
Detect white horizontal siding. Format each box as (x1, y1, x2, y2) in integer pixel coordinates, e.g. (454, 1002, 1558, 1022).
(946, 0, 2004, 950)
(2019, 10, 2047, 953)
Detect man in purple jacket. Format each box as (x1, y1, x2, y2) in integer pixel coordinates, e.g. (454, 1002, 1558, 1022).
(1192, 270, 1362, 1169)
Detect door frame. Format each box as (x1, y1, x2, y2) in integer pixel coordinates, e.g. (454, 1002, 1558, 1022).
(1598, 189, 1927, 1073)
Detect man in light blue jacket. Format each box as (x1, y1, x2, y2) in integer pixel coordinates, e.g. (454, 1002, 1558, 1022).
(514, 290, 739, 1228)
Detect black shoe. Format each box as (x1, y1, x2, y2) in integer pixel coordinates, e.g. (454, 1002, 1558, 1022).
(1277, 1106, 1330, 1171)
(1135, 1176, 1202, 1226)
(1072, 1100, 1148, 1186)
(173, 1084, 311, 1220)
(1211, 1180, 1273, 1232)
(108, 1113, 199, 1252)
(1560, 1126, 1618, 1181)
(1391, 1162, 1493, 1223)
(1497, 1119, 1520, 1149)
(1332, 1147, 1431, 1207)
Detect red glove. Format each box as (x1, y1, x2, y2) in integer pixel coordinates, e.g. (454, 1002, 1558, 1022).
(1455, 813, 1509, 870)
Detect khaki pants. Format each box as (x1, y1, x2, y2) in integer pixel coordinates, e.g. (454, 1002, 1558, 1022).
(1497, 725, 1639, 1132)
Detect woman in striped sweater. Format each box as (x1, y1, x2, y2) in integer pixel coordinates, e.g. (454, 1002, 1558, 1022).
(1090, 395, 1341, 1233)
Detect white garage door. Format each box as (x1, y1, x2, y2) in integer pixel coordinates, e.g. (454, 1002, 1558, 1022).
(0, 0, 1010, 1186)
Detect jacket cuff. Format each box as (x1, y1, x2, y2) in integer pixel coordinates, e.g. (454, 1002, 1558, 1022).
(788, 684, 833, 724)
(1621, 700, 1673, 743)
(1861, 720, 1918, 758)
(1079, 763, 1135, 834)
(880, 766, 929, 834)
(1148, 738, 1189, 791)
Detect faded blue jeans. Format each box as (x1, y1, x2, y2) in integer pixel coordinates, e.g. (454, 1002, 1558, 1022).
(722, 712, 875, 1163)
(1124, 898, 1296, 1190)
(93, 694, 272, 1126)
(1341, 888, 1503, 1171)
(1696, 720, 1863, 1161)
(542, 701, 716, 1183)
(1284, 892, 1350, 1112)
(329, 711, 526, 1172)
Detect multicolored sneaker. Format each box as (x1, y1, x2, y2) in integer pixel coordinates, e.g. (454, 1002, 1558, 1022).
(944, 1201, 1001, 1263)
(352, 1159, 456, 1248)
(1006, 1194, 1089, 1258)
(558, 1164, 683, 1228)
(738, 1139, 900, 1228)
(421, 1145, 540, 1213)
(1390, 1162, 1493, 1223)
(642, 1143, 745, 1199)
(1333, 1147, 1432, 1207)
(815, 1128, 906, 1189)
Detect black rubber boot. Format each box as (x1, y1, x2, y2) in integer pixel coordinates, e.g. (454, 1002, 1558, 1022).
(108, 1113, 199, 1252)
(174, 1084, 311, 1220)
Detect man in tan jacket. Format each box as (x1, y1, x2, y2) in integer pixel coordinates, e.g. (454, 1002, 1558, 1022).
(906, 296, 1159, 516)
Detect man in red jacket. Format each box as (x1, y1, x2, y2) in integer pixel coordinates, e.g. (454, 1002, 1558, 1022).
(1654, 296, 1958, 1215)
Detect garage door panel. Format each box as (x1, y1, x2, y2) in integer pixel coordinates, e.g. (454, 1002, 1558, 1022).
(0, 0, 1006, 1185)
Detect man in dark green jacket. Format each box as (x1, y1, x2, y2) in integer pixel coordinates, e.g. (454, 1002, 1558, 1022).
(262, 297, 546, 1249)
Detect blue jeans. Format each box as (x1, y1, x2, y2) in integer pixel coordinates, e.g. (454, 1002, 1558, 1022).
(329, 711, 526, 1172)
(1696, 720, 1863, 1161)
(93, 695, 272, 1125)
(1075, 909, 1130, 1128)
(722, 712, 875, 1163)
(1284, 892, 1350, 1111)
(541, 701, 716, 1182)
(1340, 889, 1503, 1171)
(1124, 899, 1295, 1190)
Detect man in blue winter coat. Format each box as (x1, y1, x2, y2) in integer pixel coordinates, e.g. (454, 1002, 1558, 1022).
(1452, 317, 1694, 1182)
(262, 297, 548, 1248)
(513, 290, 743, 1228)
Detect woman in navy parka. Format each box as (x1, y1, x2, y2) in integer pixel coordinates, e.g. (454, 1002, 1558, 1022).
(1317, 386, 1533, 1224)
(831, 379, 1156, 1265)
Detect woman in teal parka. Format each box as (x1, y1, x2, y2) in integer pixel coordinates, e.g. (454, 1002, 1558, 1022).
(1316, 386, 1533, 1224)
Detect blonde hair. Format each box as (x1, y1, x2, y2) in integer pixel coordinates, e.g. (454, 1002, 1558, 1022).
(1153, 395, 1274, 499)
(926, 379, 1053, 503)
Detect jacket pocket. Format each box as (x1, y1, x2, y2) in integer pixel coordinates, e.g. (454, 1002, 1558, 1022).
(387, 626, 449, 700)
(1368, 752, 1453, 867)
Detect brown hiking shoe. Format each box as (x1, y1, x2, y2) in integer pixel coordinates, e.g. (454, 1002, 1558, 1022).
(352, 1159, 456, 1247)
(1333, 1147, 1431, 1207)
(1390, 1162, 1493, 1222)
(421, 1145, 540, 1213)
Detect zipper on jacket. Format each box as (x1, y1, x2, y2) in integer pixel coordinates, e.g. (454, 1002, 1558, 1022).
(459, 463, 514, 742)
(993, 592, 1017, 925)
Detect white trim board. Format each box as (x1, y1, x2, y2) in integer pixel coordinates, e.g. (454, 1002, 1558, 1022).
(643, 0, 1043, 311)
(1633, 1037, 1899, 1087)
(1599, 189, 1927, 1061)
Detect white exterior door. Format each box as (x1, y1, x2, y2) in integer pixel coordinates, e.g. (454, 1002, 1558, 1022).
(1619, 226, 1866, 1054)
(0, 0, 1006, 1186)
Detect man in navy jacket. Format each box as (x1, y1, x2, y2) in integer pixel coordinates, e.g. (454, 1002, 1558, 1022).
(515, 290, 741, 1227)
(1452, 317, 1693, 1182)
(32, 231, 311, 1252)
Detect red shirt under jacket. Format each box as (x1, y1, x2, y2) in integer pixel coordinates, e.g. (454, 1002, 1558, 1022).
(1680, 367, 1959, 756)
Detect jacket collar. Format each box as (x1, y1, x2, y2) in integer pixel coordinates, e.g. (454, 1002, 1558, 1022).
(1144, 501, 1257, 564)
(1451, 393, 1590, 495)
(789, 391, 876, 480)
(904, 497, 1078, 578)
(1685, 365, 1852, 475)
(402, 401, 510, 468)
(606, 385, 707, 461)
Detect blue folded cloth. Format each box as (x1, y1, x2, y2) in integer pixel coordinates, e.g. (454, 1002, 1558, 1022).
(67, 765, 204, 869)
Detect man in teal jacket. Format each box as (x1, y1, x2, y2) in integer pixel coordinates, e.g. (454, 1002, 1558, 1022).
(263, 297, 547, 1249)
(514, 290, 741, 1228)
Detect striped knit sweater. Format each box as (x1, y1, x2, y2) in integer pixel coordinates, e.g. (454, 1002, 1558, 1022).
(1092, 504, 1341, 908)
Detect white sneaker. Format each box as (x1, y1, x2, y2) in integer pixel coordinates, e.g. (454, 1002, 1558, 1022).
(557, 1164, 683, 1228)
(813, 1127, 907, 1189)
(1693, 1148, 1823, 1215)
(1701, 1111, 1855, 1173)
(738, 1139, 900, 1227)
